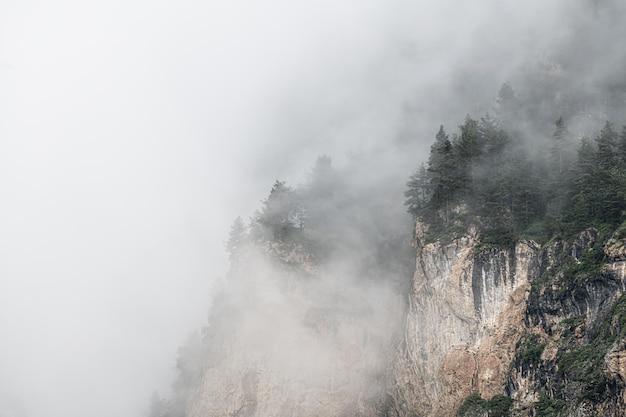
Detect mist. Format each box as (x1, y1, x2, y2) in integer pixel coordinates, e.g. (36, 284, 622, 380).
(1, 1, 624, 416)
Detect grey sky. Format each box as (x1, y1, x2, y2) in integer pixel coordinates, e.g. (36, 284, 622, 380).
(0, 1, 599, 416)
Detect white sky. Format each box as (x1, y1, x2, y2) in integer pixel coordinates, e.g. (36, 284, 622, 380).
(0, 1, 561, 416)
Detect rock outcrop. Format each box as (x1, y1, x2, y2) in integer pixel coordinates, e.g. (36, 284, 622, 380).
(388, 224, 540, 417)
(185, 221, 626, 417)
(388, 224, 626, 417)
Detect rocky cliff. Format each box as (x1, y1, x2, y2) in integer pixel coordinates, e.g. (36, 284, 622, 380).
(387, 223, 539, 417)
(184, 221, 626, 417)
(388, 224, 626, 417)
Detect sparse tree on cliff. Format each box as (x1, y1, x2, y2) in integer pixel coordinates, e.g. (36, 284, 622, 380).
(426, 125, 461, 224)
(617, 125, 626, 163)
(595, 121, 618, 170)
(251, 180, 303, 241)
(405, 163, 430, 216)
(225, 216, 247, 260)
(550, 116, 568, 176)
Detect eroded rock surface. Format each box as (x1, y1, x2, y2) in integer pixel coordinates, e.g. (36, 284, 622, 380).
(388, 223, 539, 417)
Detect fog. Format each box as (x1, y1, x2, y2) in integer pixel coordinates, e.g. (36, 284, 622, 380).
(1, 1, 624, 416)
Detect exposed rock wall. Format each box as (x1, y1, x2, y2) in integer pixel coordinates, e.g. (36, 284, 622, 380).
(388, 225, 626, 417)
(506, 229, 626, 417)
(186, 222, 626, 417)
(388, 224, 540, 417)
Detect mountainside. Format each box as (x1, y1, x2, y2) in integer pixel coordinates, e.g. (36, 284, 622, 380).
(389, 223, 626, 417)
(389, 224, 537, 416)
(178, 219, 626, 417)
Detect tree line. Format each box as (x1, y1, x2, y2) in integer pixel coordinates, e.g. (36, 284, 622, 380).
(405, 84, 626, 245)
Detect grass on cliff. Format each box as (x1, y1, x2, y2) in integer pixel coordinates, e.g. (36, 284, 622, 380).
(515, 333, 546, 366)
(526, 294, 626, 411)
(530, 225, 613, 294)
(456, 393, 514, 417)
(534, 391, 567, 417)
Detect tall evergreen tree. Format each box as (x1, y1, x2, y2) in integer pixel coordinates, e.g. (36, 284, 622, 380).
(550, 116, 568, 176)
(456, 116, 482, 190)
(595, 121, 618, 170)
(252, 181, 302, 240)
(405, 163, 430, 216)
(545, 117, 573, 222)
(225, 216, 247, 260)
(479, 113, 508, 157)
(571, 138, 600, 223)
(618, 125, 626, 163)
(495, 82, 519, 129)
(426, 125, 460, 223)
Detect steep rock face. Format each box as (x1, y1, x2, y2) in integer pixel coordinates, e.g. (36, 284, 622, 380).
(389, 224, 540, 417)
(186, 221, 626, 417)
(387, 224, 626, 417)
(507, 230, 626, 416)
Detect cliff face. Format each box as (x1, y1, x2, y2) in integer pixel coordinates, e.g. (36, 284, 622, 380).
(185, 222, 626, 417)
(388, 224, 539, 417)
(508, 228, 626, 417)
(388, 224, 626, 417)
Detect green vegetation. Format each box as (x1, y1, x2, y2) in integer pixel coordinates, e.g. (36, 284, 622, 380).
(405, 87, 626, 248)
(559, 314, 585, 330)
(529, 225, 613, 297)
(533, 391, 567, 417)
(516, 333, 546, 366)
(563, 247, 605, 279)
(456, 392, 485, 416)
(516, 294, 626, 411)
(457, 392, 514, 417)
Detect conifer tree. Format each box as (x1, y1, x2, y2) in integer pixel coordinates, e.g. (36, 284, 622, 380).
(225, 217, 247, 260)
(495, 82, 519, 129)
(571, 138, 600, 223)
(545, 117, 572, 221)
(550, 116, 568, 176)
(595, 121, 618, 170)
(252, 181, 302, 241)
(618, 125, 626, 163)
(479, 113, 508, 157)
(456, 116, 482, 190)
(405, 163, 430, 216)
(426, 125, 460, 223)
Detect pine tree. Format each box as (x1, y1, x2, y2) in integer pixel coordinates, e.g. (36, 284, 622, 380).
(426, 125, 460, 223)
(225, 217, 247, 260)
(405, 163, 430, 216)
(571, 138, 599, 223)
(617, 125, 626, 163)
(479, 113, 508, 157)
(252, 181, 302, 241)
(456, 116, 483, 191)
(495, 82, 519, 129)
(545, 117, 572, 221)
(550, 116, 568, 176)
(306, 154, 335, 197)
(595, 121, 618, 170)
